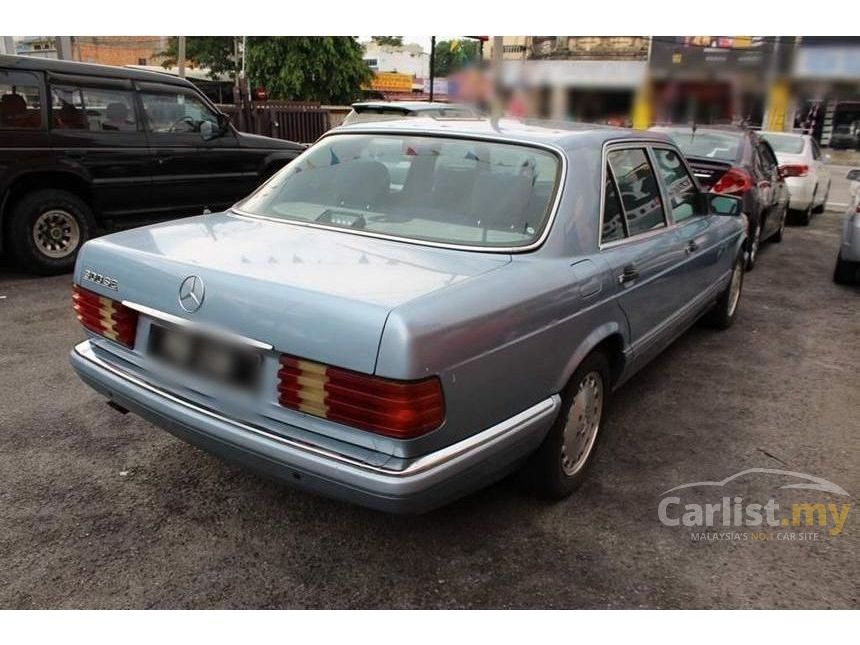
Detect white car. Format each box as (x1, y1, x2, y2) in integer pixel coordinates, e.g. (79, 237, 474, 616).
(760, 132, 831, 225)
(834, 168, 860, 285)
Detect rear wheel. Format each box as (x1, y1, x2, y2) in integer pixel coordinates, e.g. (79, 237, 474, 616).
(813, 183, 830, 214)
(7, 189, 93, 275)
(525, 351, 610, 498)
(746, 221, 761, 270)
(704, 252, 745, 329)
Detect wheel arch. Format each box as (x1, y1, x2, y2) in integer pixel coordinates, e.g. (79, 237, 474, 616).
(555, 322, 628, 394)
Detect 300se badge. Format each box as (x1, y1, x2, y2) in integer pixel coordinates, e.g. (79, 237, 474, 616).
(82, 268, 119, 291)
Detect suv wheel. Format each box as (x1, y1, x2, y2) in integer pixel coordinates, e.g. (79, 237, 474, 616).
(525, 351, 610, 498)
(8, 189, 93, 275)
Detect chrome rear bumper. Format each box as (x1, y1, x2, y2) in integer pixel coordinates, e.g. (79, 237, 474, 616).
(71, 340, 559, 513)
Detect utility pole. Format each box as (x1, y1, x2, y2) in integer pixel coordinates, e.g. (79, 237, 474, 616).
(55, 36, 72, 60)
(491, 36, 503, 117)
(177, 36, 186, 78)
(1, 36, 15, 55)
(428, 36, 436, 102)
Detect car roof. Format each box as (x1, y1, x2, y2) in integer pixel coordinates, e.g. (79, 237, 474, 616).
(351, 101, 472, 112)
(0, 54, 196, 89)
(332, 116, 670, 151)
(651, 124, 748, 137)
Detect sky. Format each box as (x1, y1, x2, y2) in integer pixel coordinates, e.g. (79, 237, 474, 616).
(358, 36, 463, 54)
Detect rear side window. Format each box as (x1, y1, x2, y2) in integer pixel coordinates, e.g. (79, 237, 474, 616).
(0, 70, 43, 129)
(601, 168, 626, 244)
(607, 148, 666, 236)
(51, 84, 137, 132)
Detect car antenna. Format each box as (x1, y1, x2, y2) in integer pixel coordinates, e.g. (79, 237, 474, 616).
(690, 120, 697, 142)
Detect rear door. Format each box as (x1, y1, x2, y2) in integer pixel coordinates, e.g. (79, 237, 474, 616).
(599, 145, 681, 365)
(138, 82, 258, 215)
(47, 73, 153, 221)
(1, 68, 51, 192)
(651, 145, 726, 298)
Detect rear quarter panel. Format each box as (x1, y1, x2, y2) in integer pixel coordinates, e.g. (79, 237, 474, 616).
(375, 254, 627, 454)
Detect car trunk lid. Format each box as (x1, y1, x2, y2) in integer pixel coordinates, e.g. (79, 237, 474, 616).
(686, 156, 735, 191)
(75, 211, 510, 374)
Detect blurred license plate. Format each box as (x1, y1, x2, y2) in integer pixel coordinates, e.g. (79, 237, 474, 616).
(148, 324, 261, 390)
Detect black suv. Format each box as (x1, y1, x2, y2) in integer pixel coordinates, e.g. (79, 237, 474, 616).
(0, 55, 304, 274)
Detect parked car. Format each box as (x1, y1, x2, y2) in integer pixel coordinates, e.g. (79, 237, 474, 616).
(0, 55, 304, 274)
(829, 124, 858, 150)
(341, 101, 480, 126)
(70, 118, 747, 513)
(834, 168, 860, 285)
(651, 124, 789, 269)
(760, 131, 831, 225)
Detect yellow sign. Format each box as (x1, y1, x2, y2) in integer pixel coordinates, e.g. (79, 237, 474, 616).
(368, 72, 413, 93)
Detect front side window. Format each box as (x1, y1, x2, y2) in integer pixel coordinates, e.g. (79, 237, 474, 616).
(238, 134, 561, 249)
(51, 84, 137, 132)
(0, 70, 43, 129)
(607, 148, 666, 236)
(653, 148, 698, 223)
(140, 89, 218, 134)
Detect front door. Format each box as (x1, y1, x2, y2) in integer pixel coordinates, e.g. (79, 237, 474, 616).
(138, 82, 259, 216)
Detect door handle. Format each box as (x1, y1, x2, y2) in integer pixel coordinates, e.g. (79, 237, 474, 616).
(685, 240, 699, 255)
(617, 265, 639, 285)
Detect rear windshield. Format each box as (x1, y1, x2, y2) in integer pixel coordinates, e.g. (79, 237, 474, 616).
(660, 128, 742, 162)
(761, 133, 805, 154)
(237, 133, 561, 249)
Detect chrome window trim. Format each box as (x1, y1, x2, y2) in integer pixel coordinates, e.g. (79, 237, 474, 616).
(598, 139, 674, 250)
(121, 300, 274, 351)
(74, 340, 559, 478)
(231, 129, 568, 254)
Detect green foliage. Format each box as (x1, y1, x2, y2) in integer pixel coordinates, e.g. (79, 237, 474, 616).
(371, 36, 403, 47)
(246, 37, 372, 104)
(159, 37, 237, 80)
(433, 39, 479, 77)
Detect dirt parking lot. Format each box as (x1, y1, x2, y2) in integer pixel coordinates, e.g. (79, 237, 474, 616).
(0, 209, 857, 609)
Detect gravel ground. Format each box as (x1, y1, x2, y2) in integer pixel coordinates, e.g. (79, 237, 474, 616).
(0, 209, 857, 609)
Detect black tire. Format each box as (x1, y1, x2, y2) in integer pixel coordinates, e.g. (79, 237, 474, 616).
(7, 189, 93, 275)
(745, 221, 761, 270)
(833, 252, 858, 285)
(813, 183, 829, 214)
(524, 351, 611, 499)
(772, 207, 786, 243)
(791, 199, 813, 226)
(704, 252, 745, 329)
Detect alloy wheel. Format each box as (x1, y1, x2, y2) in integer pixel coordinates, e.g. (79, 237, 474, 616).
(32, 210, 80, 259)
(561, 371, 604, 476)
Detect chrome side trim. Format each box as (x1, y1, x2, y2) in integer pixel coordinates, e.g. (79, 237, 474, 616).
(231, 130, 568, 254)
(121, 301, 274, 351)
(74, 341, 559, 478)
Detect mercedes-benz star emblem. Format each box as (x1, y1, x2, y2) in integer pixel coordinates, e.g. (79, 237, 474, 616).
(178, 275, 205, 313)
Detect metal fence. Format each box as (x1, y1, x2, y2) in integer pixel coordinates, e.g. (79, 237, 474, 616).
(218, 102, 331, 144)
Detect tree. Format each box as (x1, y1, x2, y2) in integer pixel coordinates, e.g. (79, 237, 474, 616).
(159, 37, 238, 80)
(371, 36, 403, 47)
(246, 37, 372, 104)
(433, 39, 479, 77)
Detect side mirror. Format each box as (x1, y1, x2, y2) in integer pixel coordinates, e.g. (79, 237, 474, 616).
(846, 168, 860, 182)
(707, 193, 744, 217)
(200, 120, 219, 141)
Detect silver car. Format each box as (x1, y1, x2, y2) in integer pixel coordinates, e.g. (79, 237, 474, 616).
(70, 118, 747, 513)
(834, 168, 860, 285)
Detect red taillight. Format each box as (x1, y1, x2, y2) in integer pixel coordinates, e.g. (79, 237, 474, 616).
(72, 284, 138, 348)
(277, 355, 444, 439)
(779, 163, 809, 178)
(712, 168, 754, 195)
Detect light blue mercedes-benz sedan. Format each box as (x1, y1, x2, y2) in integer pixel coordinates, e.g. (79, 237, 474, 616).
(70, 117, 747, 513)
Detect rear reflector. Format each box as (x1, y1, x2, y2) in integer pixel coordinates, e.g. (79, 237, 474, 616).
(72, 284, 138, 348)
(779, 164, 809, 178)
(277, 355, 444, 439)
(712, 167, 753, 195)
